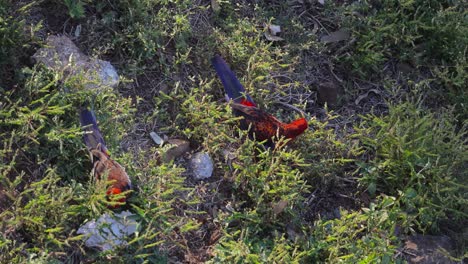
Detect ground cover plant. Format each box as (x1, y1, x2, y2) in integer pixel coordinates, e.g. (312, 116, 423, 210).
(1, 0, 467, 263)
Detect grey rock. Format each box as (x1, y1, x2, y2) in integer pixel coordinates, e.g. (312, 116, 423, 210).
(32, 35, 119, 89)
(149, 132, 165, 146)
(77, 210, 138, 251)
(190, 152, 214, 179)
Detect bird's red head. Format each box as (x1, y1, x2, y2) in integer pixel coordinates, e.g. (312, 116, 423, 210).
(106, 187, 126, 208)
(283, 118, 308, 139)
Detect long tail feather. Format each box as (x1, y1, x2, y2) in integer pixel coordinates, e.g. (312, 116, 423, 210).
(80, 108, 109, 155)
(211, 55, 256, 106)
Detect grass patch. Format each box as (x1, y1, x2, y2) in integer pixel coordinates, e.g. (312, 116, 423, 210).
(355, 101, 467, 232)
(339, 0, 467, 117)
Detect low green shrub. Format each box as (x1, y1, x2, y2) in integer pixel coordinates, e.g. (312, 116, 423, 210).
(355, 101, 467, 232)
(0, 0, 40, 89)
(294, 112, 360, 187)
(308, 195, 403, 263)
(342, 0, 467, 74)
(210, 137, 310, 263)
(0, 64, 199, 262)
(81, 0, 195, 74)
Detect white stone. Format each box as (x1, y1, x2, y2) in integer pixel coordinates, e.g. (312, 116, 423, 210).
(33, 35, 119, 89)
(77, 210, 138, 251)
(190, 152, 214, 179)
(149, 131, 165, 146)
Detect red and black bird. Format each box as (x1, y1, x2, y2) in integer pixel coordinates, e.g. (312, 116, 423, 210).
(212, 55, 308, 146)
(80, 108, 131, 207)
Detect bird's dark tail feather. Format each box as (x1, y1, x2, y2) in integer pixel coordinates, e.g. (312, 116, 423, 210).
(211, 55, 256, 106)
(80, 108, 109, 155)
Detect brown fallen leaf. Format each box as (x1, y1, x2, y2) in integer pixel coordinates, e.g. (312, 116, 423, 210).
(405, 241, 418, 251)
(162, 139, 190, 163)
(273, 200, 288, 215)
(320, 29, 350, 43)
(209, 229, 222, 245)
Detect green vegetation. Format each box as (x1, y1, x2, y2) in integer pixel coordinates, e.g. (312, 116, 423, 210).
(340, 0, 468, 118)
(356, 102, 467, 232)
(342, 0, 467, 71)
(1, 0, 466, 263)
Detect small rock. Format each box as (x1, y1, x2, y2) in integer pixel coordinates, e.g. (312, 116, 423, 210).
(77, 210, 138, 251)
(162, 139, 190, 163)
(264, 23, 284, 42)
(149, 132, 164, 146)
(317, 82, 338, 106)
(320, 29, 350, 43)
(268, 24, 282, 36)
(190, 152, 214, 179)
(32, 35, 119, 89)
(74, 24, 82, 38)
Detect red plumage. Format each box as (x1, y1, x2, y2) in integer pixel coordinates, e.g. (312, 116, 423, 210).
(80, 109, 131, 207)
(212, 55, 308, 146)
(231, 103, 308, 142)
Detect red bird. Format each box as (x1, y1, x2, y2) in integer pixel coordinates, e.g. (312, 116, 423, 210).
(80, 108, 131, 207)
(211, 55, 308, 146)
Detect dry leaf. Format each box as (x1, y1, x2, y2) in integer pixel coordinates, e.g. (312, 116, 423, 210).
(273, 200, 288, 215)
(405, 241, 419, 251)
(211, 0, 220, 12)
(318, 0, 325, 5)
(355, 89, 381, 105)
(311, 21, 319, 35)
(209, 229, 222, 245)
(320, 29, 350, 43)
(162, 139, 190, 163)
